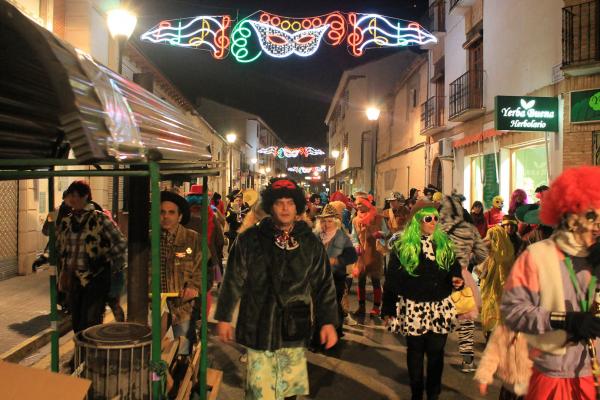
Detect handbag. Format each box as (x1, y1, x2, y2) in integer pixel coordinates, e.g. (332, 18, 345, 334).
(450, 286, 476, 315)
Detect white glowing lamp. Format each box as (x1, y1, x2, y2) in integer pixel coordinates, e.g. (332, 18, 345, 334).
(366, 106, 381, 121)
(266, 167, 272, 173)
(331, 149, 340, 158)
(107, 9, 138, 40)
(250, 158, 257, 164)
(226, 132, 237, 143)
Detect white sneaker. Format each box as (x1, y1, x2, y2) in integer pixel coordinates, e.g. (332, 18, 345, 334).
(344, 314, 358, 326)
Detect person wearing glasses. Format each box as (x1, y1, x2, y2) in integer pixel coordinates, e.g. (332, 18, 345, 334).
(383, 200, 463, 400)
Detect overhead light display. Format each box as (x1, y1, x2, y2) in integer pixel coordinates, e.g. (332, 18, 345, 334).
(258, 146, 325, 158)
(140, 10, 436, 62)
(287, 166, 327, 174)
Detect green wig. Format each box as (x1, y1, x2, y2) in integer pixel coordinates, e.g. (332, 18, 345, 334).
(393, 206, 455, 276)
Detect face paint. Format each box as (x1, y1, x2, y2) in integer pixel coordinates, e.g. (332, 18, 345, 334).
(248, 21, 330, 58)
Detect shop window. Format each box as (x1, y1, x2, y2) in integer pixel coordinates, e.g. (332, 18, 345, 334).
(511, 145, 548, 201)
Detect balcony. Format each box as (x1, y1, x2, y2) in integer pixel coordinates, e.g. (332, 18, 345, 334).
(562, 0, 600, 76)
(448, 69, 485, 122)
(420, 96, 446, 135)
(449, 0, 477, 16)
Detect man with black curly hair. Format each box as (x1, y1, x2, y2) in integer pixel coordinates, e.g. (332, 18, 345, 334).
(215, 178, 338, 400)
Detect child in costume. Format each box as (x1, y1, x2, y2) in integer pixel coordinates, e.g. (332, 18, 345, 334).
(485, 195, 505, 226)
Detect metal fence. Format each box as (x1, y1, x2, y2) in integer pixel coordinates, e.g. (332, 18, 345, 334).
(563, 0, 600, 66)
(421, 96, 445, 132)
(449, 69, 483, 120)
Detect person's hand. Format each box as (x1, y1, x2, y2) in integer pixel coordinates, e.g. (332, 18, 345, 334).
(320, 324, 338, 349)
(181, 287, 199, 301)
(452, 277, 464, 290)
(550, 311, 600, 340)
(479, 383, 488, 395)
(217, 321, 234, 343)
(355, 245, 363, 256)
(329, 257, 338, 267)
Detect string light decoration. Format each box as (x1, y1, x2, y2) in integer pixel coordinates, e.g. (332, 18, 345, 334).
(140, 15, 232, 59)
(258, 146, 325, 158)
(287, 166, 327, 174)
(347, 13, 437, 57)
(141, 11, 436, 62)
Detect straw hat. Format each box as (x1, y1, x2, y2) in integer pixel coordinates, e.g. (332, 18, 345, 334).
(316, 203, 340, 219)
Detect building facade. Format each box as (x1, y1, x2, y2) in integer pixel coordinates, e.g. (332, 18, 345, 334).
(197, 97, 287, 192)
(326, 52, 417, 198)
(424, 0, 599, 211)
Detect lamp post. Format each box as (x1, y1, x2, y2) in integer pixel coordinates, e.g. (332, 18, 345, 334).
(226, 132, 237, 193)
(107, 6, 137, 220)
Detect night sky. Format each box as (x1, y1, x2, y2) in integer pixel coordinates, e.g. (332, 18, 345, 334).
(132, 0, 428, 147)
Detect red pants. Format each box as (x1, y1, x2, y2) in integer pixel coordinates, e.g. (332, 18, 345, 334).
(526, 368, 596, 400)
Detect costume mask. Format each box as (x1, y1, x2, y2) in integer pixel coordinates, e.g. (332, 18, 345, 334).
(566, 209, 600, 247)
(493, 196, 504, 209)
(248, 21, 329, 58)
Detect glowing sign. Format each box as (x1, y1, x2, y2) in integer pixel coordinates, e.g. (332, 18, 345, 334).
(495, 96, 558, 132)
(287, 166, 327, 174)
(140, 16, 232, 59)
(258, 146, 325, 158)
(142, 11, 436, 62)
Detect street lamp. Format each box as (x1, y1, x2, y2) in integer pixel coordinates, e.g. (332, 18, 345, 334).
(331, 149, 340, 158)
(107, 6, 137, 220)
(366, 106, 381, 121)
(265, 167, 271, 173)
(225, 132, 237, 193)
(250, 158, 257, 164)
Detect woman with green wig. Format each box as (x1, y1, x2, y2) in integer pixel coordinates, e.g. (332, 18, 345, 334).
(382, 200, 463, 400)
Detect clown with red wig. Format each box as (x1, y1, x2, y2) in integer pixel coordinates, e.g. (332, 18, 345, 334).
(501, 166, 600, 399)
(350, 192, 389, 317)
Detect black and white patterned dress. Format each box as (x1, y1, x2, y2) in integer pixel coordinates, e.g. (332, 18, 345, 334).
(388, 236, 457, 336)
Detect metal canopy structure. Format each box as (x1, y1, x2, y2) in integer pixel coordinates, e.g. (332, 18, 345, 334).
(0, 2, 219, 398)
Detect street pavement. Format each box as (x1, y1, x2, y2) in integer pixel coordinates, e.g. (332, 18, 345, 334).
(0, 269, 53, 355)
(0, 271, 502, 399)
(207, 286, 502, 400)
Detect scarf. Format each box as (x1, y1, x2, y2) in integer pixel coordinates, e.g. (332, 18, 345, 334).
(320, 229, 337, 246)
(355, 197, 377, 226)
(421, 235, 436, 261)
(552, 229, 590, 257)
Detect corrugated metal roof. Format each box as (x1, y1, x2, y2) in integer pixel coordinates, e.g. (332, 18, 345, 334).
(0, 1, 211, 163)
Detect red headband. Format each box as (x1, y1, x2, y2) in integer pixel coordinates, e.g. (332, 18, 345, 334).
(271, 179, 297, 190)
(356, 196, 373, 208)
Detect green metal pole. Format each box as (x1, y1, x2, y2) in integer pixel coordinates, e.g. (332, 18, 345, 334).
(47, 174, 59, 372)
(198, 176, 209, 399)
(149, 161, 163, 399)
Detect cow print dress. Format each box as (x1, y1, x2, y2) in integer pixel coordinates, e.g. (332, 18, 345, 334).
(389, 236, 457, 336)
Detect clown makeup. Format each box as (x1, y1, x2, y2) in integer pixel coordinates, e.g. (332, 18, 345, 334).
(566, 208, 600, 247)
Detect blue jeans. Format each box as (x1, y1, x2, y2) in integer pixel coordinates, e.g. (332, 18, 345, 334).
(170, 309, 198, 355)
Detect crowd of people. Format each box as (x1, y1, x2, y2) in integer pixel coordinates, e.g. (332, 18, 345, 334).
(46, 165, 600, 400)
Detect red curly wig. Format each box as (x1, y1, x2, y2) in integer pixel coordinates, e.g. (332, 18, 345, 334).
(540, 166, 600, 226)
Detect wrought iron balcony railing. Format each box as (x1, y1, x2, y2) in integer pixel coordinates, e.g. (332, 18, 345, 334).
(562, 0, 600, 66)
(420, 96, 445, 134)
(449, 69, 484, 121)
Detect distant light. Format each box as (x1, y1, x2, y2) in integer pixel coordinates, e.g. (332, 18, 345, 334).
(266, 167, 271, 173)
(280, 173, 287, 177)
(366, 106, 381, 121)
(259, 168, 266, 174)
(322, 183, 326, 187)
(250, 158, 257, 164)
(331, 149, 340, 158)
(325, 188, 330, 192)
(226, 132, 237, 143)
(107, 9, 137, 40)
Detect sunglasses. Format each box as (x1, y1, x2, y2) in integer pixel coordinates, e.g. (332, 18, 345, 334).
(422, 215, 439, 223)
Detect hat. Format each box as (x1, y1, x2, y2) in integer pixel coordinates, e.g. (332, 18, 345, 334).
(354, 191, 370, 200)
(227, 189, 243, 201)
(161, 191, 190, 225)
(432, 192, 443, 203)
(188, 184, 204, 196)
(501, 215, 518, 226)
(316, 203, 340, 219)
(261, 178, 307, 216)
(241, 188, 259, 207)
(408, 199, 437, 222)
(423, 184, 439, 197)
(385, 191, 405, 202)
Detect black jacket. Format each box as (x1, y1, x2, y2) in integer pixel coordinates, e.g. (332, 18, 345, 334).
(215, 217, 339, 351)
(382, 248, 462, 318)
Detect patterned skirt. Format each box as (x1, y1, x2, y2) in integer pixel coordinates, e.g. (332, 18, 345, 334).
(389, 296, 457, 336)
(245, 347, 309, 400)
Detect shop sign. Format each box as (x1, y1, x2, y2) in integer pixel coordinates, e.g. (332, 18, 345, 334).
(495, 96, 558, 132)
(571, 88, 600, 124)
